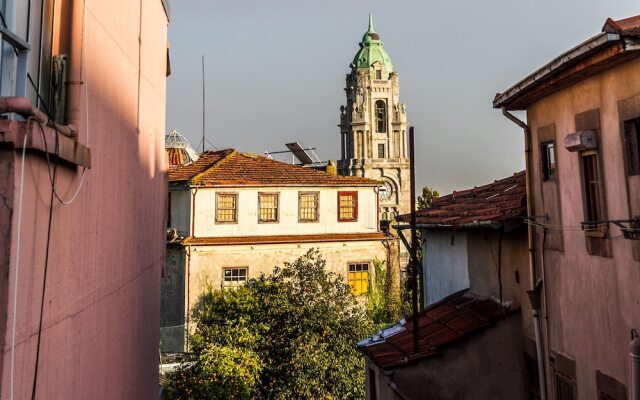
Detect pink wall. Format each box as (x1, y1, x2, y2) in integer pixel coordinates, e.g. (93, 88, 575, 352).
(0, 0, 168, 399)
(527, 56, 640, 396)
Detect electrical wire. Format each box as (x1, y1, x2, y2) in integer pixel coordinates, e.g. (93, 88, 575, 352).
(523, 217, 630, 238)
(30, 116, 59, 400)
(9, 121, 30, 400)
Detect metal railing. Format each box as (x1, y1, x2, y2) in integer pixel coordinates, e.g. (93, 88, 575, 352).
(160, 324, 187, 354)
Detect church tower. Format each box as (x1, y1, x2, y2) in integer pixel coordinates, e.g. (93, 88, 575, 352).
(338, 15, 410, 220)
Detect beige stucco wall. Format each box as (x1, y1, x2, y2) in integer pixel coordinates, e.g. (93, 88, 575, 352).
(170, 185, 380, 237)
(179, 240, 389, 315)
(526, 55, 640, 397)
(0, 1, 168, 399)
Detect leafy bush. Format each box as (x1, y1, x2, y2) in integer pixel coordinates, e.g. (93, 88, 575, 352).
(166, 249, 373, 400)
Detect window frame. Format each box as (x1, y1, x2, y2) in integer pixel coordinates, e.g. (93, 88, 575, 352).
(348, 261, 370, 295)
(580, 150, 606, 236)
(222, 267, 248, 287)
(258, 192, 279, 223)
(541, 141, 557, 181)
(623, 118, 640, 176)
(298, 191, 320, 223)
(555, 373, 577, 400)
(0, 1, 56, 113)
(377, 143, 385, 159)
(337, 191, 358, 222)
(215, 192, 238, 224)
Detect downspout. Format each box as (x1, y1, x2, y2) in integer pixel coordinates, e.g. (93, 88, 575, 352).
(65, 0, 85, 130)
(501, 107, 548, 400)
(191, 187, 198, 237)
(185, 245, 191, 351)
(186, 187, 197, 351)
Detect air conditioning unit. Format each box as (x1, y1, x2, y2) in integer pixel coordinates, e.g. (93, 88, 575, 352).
(564, 130, 597, 152)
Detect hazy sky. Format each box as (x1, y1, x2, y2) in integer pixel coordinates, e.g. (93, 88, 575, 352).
(166, 0, 639, 194)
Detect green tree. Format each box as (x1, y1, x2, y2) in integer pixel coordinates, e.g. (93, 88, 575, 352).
(417, 186, 439, 210)
(166, 249, 373, 400)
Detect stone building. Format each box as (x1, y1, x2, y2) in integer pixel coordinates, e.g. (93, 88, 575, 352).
(161, 149, 398, 351)
(338, 16, 410, 221)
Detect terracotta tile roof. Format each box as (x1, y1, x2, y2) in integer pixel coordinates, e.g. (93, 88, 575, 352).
(399, 171, 526, 227)
(168, 149, 380, 187)
(603, 15, 640, 36)
(357, 291, 505, 369)
(181, 232, 391, 246)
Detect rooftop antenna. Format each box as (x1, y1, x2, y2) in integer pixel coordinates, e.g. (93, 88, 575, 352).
(201, 54, 206, 152)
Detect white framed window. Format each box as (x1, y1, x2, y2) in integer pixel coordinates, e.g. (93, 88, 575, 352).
(298, 191, 319, 222)
(258, 192, 279, 223)
(223, 267, 247, 286)
(216, 192, 238, 223)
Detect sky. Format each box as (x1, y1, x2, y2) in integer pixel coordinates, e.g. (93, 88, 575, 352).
(166, 0, 639, 194)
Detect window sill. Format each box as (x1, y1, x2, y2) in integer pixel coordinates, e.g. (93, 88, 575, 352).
(0, 119, 91, 168)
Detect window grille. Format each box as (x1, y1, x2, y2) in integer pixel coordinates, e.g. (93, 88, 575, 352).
(338, 191, 357, 222)
(216, 193, 237, 223)
(299, 192, 319, 222)
(258, 193, 278, 222)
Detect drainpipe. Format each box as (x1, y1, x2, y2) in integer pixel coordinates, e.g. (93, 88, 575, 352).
(501, 107, 547, 400)
(65, 0, 86, 129)
(632, 337, 640, 400)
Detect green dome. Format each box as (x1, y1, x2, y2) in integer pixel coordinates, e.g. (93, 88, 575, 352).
(351, 15, 394, 71)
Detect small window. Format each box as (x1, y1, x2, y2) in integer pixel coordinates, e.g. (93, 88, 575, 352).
(623, 118, 640, 175)
(216, 193, 237, 223)
(541, 141, 557, 181)
(258, 193, 279, 222)
(581, 152, 603, 230)
(375, 100, 387, 133)
(555, 375, 576, 400)
(378, 143, 385, 158)
(348, 263, 369, 295)
(299, 192, 319, 222)
(375, 70, 382, 80)
(223, 267, 247, 286)
(338, 191, 358, 222)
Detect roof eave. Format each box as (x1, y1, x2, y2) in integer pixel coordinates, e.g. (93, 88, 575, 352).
(168, 182, 382, 188)
(493, 32, 623, 110)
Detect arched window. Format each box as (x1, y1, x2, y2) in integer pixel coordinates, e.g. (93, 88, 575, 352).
(375, 100, 387, 133)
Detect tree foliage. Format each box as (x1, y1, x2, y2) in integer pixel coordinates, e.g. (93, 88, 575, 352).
(165, 249, 373, 400)
(417, 186, 439, 211)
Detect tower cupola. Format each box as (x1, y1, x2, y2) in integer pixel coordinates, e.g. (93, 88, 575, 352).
(351, 15, 394, 71)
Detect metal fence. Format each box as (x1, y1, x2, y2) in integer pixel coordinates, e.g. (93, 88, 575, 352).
(160, 324, 186, 353)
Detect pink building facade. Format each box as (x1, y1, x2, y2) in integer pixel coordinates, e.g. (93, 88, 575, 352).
(495, 16, 640, 400)
(0, 0, 169, 398)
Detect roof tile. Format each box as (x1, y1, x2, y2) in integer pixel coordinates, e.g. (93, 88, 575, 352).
(358, 291, 505, 369)
(399, 171, 526, 226)
(169, 149, 380, 187)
